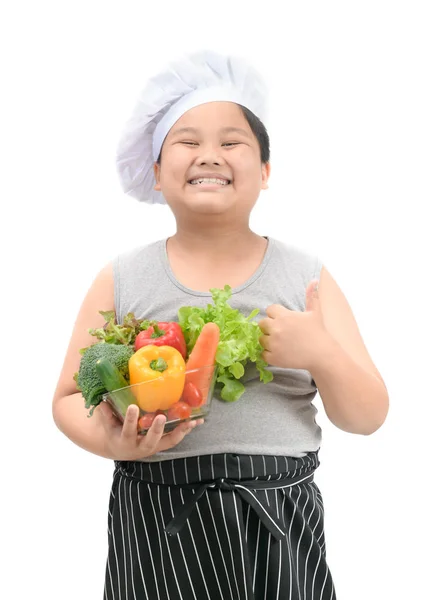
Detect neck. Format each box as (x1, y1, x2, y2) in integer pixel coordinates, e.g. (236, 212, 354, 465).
(169, 223, 263, 257)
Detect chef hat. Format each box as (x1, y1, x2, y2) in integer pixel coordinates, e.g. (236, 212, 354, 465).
(115, 50, 269, 205)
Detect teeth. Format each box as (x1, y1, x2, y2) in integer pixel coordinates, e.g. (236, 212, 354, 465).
(190, 178, 229, 185)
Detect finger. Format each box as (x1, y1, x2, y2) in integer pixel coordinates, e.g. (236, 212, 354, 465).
(262, 349, 274, 365)
(265, 304, 286, 319)
(258, 317, 271, 334)
(156, 419, 200, 452)
(139, 413, 168, 455)
(98, 401, 123, 431)
(259, 333, 271, 351)
(305, 280, 320, 312)
(121, 404, 140, 440)
(259, 335, 276, 352)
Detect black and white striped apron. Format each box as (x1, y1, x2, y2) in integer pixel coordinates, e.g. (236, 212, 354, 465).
(104, 452, 336, 600)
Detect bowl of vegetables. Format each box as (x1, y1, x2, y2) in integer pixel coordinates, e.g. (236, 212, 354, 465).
(74, 285, 274, 435)
(101, 361, 217, 434)
(75, 313, 221, 434)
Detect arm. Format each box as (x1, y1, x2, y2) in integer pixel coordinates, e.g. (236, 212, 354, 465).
(310, 267, 389, 435)
(52, 263, 116, 457)
(52, 263, 199, 459)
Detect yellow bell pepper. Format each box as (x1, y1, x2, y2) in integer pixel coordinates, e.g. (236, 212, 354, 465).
(128, 345, 186, 412)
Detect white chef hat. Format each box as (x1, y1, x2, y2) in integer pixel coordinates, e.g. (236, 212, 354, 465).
(115, 50, 269, 205)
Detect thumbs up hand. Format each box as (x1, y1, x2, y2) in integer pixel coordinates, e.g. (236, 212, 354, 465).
(258, 280, 329, 371)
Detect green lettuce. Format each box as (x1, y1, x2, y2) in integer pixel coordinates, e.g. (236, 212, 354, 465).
(87, 311, 145, 347)
(178, 285, 273, 402)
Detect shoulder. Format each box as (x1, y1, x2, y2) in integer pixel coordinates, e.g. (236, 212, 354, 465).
(113, 238, 163, 263)
(270, 237, 321, 266)
(262, 237, 323, 313)
(112, 239, 164, 276)
(269, 236, 323, 284)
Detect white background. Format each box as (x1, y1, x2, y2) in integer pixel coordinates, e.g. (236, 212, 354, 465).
(2, 1, 420, 598)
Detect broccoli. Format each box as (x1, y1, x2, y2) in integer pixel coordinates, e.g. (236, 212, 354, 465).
(74, 343, 134, 413)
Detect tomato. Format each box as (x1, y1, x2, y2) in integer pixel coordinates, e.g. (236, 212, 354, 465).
(182, 382, 203, 407)
(166, 401, 192, 422)
(138, 412, 156, 430)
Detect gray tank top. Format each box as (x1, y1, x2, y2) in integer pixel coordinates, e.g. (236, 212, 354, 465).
(113, 237, 323, 461)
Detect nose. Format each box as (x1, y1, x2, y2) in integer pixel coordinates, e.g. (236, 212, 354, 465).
(194, 144, 226, 166)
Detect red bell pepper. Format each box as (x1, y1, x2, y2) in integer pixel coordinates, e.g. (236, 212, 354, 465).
(134, 321, 187, 359)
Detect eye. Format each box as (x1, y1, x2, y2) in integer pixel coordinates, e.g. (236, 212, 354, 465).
(222, 142, 240, 147)
(180, 141, 199, 146)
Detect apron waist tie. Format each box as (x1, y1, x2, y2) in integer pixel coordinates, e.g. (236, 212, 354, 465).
(164, 471, 315, 541)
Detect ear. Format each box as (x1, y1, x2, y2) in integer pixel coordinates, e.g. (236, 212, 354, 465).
(153, 162, 161, 191)
(261, 162, 271, 190)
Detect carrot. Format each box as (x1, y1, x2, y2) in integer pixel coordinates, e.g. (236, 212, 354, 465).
(183, 322, 220, 404)
(185, 322, 220, 370)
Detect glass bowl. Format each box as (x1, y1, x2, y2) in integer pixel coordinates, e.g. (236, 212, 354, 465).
(101, 364, 217, 435)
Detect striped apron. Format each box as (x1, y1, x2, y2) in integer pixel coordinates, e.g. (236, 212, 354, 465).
(104, 452, 336, 600)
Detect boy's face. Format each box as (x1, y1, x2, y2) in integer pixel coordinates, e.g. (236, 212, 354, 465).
(153, 102, 270, 219)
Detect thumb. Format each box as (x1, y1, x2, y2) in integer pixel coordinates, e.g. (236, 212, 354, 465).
(99, 400, 122, 428)
(305, 279, 320, 312)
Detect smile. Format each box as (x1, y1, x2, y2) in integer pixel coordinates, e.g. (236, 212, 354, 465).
(189, 178, 231, 185)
